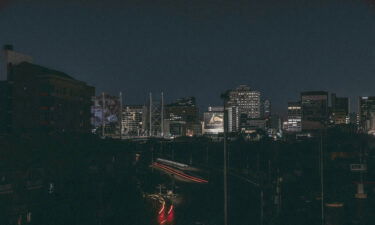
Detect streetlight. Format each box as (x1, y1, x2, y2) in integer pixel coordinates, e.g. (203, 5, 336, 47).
(221, 90, 230, 225)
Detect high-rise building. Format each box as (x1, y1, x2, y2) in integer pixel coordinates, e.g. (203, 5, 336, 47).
(349, 112, 359, 126)
(262, 99, 271, 119)
(268, 114, 282, 138)
(359, 96, 375, 135)
(122, 105, 146, 136)
(330, 94, 349, 125)
(239, 115, 267, 132)
(1, 46, 95, 134)
(226, 106, 239, 133)
(301, 91, 329, 131)
(225, 85, 261, 132)
(165, 97, 198, 123)
(226, 85, 261, 119)
(286, 101, 302, 132)
(164, 97, 201, 136)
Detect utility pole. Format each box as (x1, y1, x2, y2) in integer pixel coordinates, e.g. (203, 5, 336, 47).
(206, 145, 209, 165)
(320, 130, 324, 225)
(221, 91, 229, 225)
(260, 189, 264, 225)
(149, 92, 152, 137)
(102, 92, 105, 138)
(119, 92, 123, 139)
(161, 92, 164, 137)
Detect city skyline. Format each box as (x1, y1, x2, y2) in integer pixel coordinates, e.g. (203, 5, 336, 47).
(1, 0, 375, 113)
(2, 2, 375, 225)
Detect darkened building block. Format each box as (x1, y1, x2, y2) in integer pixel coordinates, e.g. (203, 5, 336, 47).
(330, 93, 349, 125)
(301, 91, 329, 131)
(7, 62, 94, 134)
(165, 97, 200, 136)
(0, 81, 11, 134)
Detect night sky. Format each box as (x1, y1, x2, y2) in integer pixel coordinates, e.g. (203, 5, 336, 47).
(1, 0, 375, 114)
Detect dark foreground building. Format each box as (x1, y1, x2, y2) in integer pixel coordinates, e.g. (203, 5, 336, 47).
(301, 91, 329, 131)
(1, 45, 95, 134)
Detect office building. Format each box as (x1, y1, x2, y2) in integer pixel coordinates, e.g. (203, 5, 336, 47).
(330, 94, 349, 125)
(122, 105, 146, 136)
(226, 106, 239, 133)
(1, 46, 94, 134)
(359, 96, 375, 135)
(262, 99, 271, 119)
(226, 85, 261, 119)
(165, 97, 198, 123)
(225, 85, 261, 132)
(239, 114, 267, 132)
(164, 97, 200, 136)
(301, 91, 329, 131)
(285, 101, 302, 132)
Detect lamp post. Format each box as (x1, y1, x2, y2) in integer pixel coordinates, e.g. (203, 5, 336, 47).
(221, 91, 230, 225)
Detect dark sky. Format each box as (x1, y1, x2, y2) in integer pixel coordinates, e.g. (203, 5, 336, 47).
(1, 0, 375, 113)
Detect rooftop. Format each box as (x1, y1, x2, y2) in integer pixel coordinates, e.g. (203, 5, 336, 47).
(13, 62, 74, 80)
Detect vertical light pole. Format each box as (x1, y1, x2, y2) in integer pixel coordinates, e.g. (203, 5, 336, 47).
(161, 92, 164, 137)
(101, 92, 105, 138)
(320, 129, 325, 225)
(149, 92, 152, 137)
(221, 91, 230, 225)
(119, 92, 123, 139)
(260, 189, 264, 225)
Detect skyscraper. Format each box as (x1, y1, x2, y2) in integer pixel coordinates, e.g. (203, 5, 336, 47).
(286, 101, 302, 132)
(330, 93, 349, 125)
(262, 99, 271, 119)
(359, 96, 375, 135)
(301, 91, 329, 131)
(225, 85, 261, 132)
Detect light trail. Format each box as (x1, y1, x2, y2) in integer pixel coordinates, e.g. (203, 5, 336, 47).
(158, 201, 165, 214)
(167, 205, 174, 215)
(153, 162, 208, 183)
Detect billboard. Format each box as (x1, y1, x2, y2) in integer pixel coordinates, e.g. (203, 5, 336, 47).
(91, 94, 121, 135)
(203, 112, 224, 134)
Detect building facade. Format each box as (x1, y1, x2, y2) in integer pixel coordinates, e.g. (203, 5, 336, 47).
(286, 101, 302, 132)
(121, 105, 146, 136)
(226, 85, 261, 119)
(301, 91, 329, 131)
(330, 93, 349, 125)
(1, 46, 94, 134)
(359, 96, 375, 135)
(225, 85, 262, 133)
(164, 97, 201, 137)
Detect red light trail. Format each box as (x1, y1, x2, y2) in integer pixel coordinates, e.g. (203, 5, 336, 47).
(153, 162, 208, 183)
